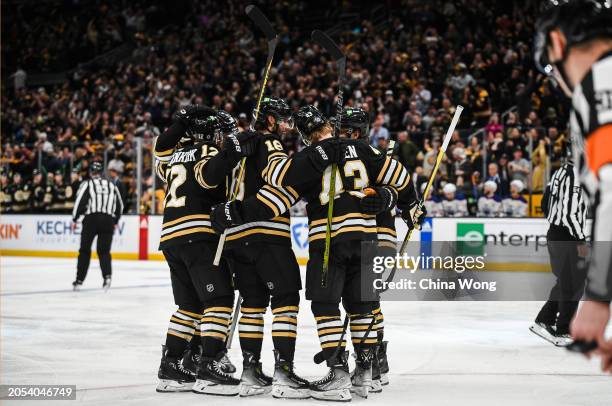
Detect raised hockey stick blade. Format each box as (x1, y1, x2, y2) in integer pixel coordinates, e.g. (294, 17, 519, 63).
(245, 4, 276, 41)
(380, 105, 463, 292)
(212, 5, 278, 268)
(311, 30, 346, 287)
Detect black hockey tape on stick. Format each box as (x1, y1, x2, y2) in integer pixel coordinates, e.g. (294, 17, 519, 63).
(311, 29, 346, 288)
(245, 4, 276, 41)
(566, 340, 598, 354)
(313, 315, 349, 364)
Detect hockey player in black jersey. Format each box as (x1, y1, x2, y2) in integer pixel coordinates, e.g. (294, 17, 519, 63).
(200, 98, 310, 399)
(153, 105, 247, 395)
(211, 105, 414, 400)
(338, 107, 425, 390)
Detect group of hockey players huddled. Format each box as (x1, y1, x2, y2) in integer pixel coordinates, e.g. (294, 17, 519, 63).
(423, 179, 527, 217)
(153, 99, 425, 400)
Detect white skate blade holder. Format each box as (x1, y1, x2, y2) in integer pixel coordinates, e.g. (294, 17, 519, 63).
(239, 383, 272, 397)
(156, 379, 194, 393)
(272, 384, 310, 399)
(310, 388, 352, 402)
(192, 379, 239, 396)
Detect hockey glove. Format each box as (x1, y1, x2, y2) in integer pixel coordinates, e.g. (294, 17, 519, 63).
(172, 104, 217, 128)
(360, 187, 397, 215)
(210, 201, 245, 234)
(224, 130, 259, 166)
(402, 200, 427, 231)
(309, 138, 345, 172)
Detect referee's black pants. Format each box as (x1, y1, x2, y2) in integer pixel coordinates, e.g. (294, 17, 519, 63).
(76, 213, 115, 282)
(536, 224, 587, 333)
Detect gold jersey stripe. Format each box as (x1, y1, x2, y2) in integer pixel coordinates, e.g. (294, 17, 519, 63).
(226, 228, 290, 241)
(163, 214, 211, 228)
(376, 157, 392, 183)
(160, 227, 215, 242)
(309, 212, 375, 227)
(309, 226, 376, 242)
(257, 194, 281, 217)
(155, 148, 174, 157)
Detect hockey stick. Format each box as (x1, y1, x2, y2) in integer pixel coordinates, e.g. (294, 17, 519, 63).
(311, 29, 346, 288)
(313, 315, 350, 364)
(225, 294, 241, 349)
(213, 4, 278, 268)
(379, 106, 463, 293)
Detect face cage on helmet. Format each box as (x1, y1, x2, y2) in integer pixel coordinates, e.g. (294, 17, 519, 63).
(297, 125, 312, 146)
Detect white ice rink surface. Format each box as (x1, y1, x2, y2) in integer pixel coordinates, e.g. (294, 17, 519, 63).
(1, 256, 611, 406)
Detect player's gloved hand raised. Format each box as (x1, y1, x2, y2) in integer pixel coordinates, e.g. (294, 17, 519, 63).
(360, 187, 397, 215)
(402, 200, 427, 231)
(210, 201, 245, 234)
(309, 137, 346, 172)
(224, 130, 259, 165)
(173, 104, 217, 127)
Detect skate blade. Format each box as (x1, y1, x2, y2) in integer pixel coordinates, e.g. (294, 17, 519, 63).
(370, 380, 383, 393)
(349, 384, 369, 398)
(310, 388, 352, 402)
(529, 324, 560, 346)
(272, 384, 310, 399)
(239, 384, 272, 397)
(380, 374, 389, 386)
(156, 379, 194, 392)
(192, 380, 239, 396)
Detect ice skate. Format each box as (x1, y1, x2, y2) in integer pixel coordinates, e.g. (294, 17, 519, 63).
(370, 346, 383, 393)
(310, 351, 352, 402)
(271, 350, 310, 399)
(239, 351, 272, 397)
(72, 280, 82, 291)
(156, 345, 195, 392)
(378, 341, 389, 386)
(102, 276, 111, 291)
(192, 351, 240, 396)
(530, 322, 562, 346)
(181, 345, 201, 377)
(350, 348, 373, 398)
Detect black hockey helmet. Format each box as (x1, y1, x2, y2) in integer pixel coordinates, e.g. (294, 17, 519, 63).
(254, 97, 293, 131)
(294, 105, 328, 146)
(534, 0, 612, 75)
(90, 161, 103, 176)
(339, 107, 370, 140)
(186, 115, 219, 145)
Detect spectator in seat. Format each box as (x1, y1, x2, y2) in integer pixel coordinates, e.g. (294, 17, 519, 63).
(509, 148, 530, 185)
(440, 183, 468, 217)
(395, 131, 418, 172)
(369, 114, 389, 147)
(502, 180, 528, 217)
(421, 183, 443, 217)
(477, 180, 502, 217)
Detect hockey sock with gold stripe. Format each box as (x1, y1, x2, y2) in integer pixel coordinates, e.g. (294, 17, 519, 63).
(271, 294, 299, 362)
(239, 303, 266, 359)
(165, 308, 201, 357)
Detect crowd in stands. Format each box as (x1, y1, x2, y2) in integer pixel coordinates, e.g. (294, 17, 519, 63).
(1, 0, 570, 216)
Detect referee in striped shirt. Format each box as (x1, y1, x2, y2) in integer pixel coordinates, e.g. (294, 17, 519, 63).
(71, 162, 124, 291)
(530, 159, 589, 345)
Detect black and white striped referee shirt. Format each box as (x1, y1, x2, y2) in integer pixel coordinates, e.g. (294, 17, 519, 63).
(545, 163, 588, 240)
(72, 177, 124, 223)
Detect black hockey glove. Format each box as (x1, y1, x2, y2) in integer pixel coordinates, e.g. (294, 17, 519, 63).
(309, 137, 345, 173)
(360, 187, 397, 215)
(210, 201, 245, 234)
(401, 200, 427, 231)
(172, 104, 217, 128)
(224, 130, 259, 166)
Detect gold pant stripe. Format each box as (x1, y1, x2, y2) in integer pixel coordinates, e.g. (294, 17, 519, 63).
(321, 341, 346, 349)
(239, 333, 264, 339)
(272, 306, 299, 314)
(272, 332, 297, 338)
